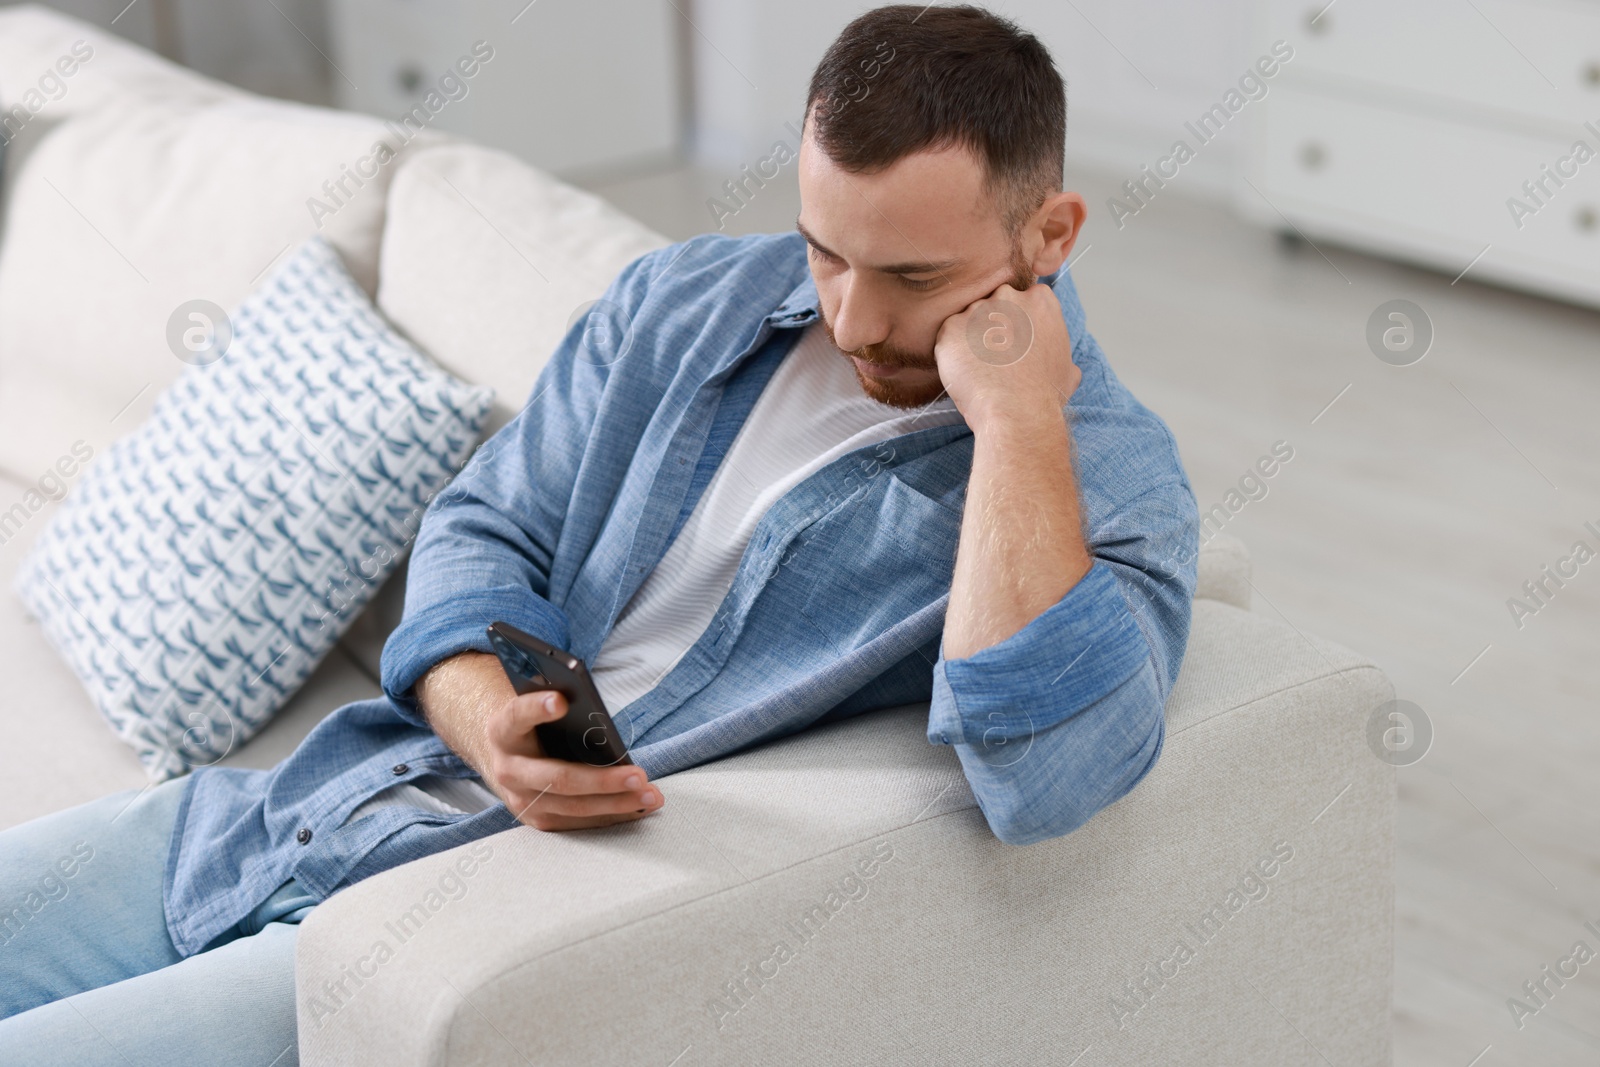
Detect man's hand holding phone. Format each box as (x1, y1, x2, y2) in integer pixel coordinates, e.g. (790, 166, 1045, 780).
(414, 646, 662, 833)
(483, 687, 662, 831)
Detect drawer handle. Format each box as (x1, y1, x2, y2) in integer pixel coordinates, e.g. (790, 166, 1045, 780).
(1305, 6, 1331, 35)
(1300, 141, 1328, 171)
(396, 64, 424, 94)
(1584, 61, 1600, 88)
(1578, 206, 1598, 233)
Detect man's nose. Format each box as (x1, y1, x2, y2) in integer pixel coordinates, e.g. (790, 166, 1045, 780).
(829, 278, 889, 354)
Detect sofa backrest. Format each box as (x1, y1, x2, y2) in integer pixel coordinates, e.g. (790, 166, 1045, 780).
(0, 5, 675, 684)
(375, 143, 670, 434)
(0, 6, 439, 483)
(0, 2, 236, 123)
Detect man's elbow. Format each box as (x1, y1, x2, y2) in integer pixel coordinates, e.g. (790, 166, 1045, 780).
(976, 706, 1166, 847)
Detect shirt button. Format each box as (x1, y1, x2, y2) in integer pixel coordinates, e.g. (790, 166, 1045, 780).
(940, 732, 951, 744)
(296, 828, 313, 845)
(392, 763, 409, 775)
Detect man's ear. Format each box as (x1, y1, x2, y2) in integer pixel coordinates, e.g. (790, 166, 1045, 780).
(1025, 192, 1088, 277)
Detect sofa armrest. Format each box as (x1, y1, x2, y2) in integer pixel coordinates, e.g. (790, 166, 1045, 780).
(296, 597, 1393, 1066)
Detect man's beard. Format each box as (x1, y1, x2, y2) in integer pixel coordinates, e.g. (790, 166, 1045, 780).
(819, 246, 1036, 410)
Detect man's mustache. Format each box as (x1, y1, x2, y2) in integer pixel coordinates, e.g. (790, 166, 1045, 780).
(846, 342, 936, 370)
(818, 316, 936, 370)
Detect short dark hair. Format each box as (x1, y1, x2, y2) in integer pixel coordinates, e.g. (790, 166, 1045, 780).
(805, 4, 1066, 236)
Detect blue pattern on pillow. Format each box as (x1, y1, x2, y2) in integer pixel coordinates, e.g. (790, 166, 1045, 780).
(14, 237, 494, 779)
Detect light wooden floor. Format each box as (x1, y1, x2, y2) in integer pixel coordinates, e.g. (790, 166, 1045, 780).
(581, 159, 1600, 1067)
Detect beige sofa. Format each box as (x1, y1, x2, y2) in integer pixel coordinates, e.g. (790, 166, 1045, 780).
(0, 8, 1395, 1064)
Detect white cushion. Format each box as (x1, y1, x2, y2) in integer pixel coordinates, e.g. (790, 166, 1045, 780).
(0, 4, 238, 256)
(376, 143, 670, 432)
(0, 92, 446, 481)
(12, 237, 491, 780)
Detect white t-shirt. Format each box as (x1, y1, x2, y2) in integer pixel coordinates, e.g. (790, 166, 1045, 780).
(345, 323, 962, 823)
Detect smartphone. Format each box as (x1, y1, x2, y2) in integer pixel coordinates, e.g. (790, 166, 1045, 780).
(486, 622, 633, 767)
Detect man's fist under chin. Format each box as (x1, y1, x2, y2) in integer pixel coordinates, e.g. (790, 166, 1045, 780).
(933, 280, 1081, 433)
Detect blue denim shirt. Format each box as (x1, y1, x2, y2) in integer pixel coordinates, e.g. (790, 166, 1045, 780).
(164, 231, 1199, 957)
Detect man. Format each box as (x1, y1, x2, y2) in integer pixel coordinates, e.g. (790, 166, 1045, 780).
(0, 4, 1198, 1063)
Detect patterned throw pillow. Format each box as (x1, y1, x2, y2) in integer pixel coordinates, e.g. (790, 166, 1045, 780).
(14, 237, 493, 779)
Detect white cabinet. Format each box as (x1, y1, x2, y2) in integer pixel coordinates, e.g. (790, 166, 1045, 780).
(1241, 0, 1600, 307)
(325, 0, 683, 178)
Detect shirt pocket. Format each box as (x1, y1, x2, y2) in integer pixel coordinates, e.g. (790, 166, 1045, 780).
(794, 472, 963, 653)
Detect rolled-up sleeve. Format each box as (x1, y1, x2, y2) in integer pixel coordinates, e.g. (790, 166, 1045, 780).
(927, 478, 1199, 845)
(379, 245, 668, 728)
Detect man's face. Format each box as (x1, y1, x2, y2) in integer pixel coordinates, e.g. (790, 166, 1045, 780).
(796, 130, 1036, 409)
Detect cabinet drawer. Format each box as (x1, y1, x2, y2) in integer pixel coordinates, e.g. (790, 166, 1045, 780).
(1266, 0, 1600, 131)
(1243, 85, 1600, 304)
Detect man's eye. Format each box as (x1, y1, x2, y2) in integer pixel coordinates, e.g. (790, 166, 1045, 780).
(899, 276, 940, 291)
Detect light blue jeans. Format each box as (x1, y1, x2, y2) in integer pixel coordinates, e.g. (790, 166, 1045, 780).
(0, 779, 315, 1066)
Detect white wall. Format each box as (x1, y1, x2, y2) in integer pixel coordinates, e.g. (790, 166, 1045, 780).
(688, 0, 1261, 201)
(168, 0, 331, 105)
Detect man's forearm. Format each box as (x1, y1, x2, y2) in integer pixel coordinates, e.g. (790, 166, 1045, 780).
(943, 403, 1092, 660)
(414, 651, 516, 777)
